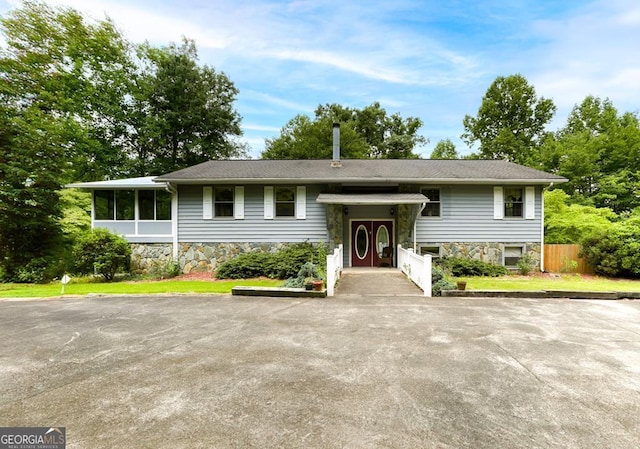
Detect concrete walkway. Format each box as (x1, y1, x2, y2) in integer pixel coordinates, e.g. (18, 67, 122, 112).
(336, 267, 424, 296)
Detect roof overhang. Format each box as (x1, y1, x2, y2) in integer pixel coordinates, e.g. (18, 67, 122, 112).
(316, 193, 429, 205)
(66, 176, 168, 189)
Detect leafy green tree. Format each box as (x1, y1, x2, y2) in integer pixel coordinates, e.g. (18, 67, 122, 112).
(544, 190, 616, 244)
(430, 139, 459, 159)
(0, 105, 65, 281)
(262, 115, 369, 160)
(131, 39, 246, 174)
(539, 96, 640, 212)
(462, 74, 556, 165)
(263, 102, 426, 159)
(0, 1, 135, 182)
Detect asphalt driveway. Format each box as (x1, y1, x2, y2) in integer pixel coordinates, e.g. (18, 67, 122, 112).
(1, 295, 639, 449)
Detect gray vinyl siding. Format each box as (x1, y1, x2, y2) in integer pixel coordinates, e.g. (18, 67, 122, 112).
(416, 185, 542, 243)
(178, 184, 328, 243)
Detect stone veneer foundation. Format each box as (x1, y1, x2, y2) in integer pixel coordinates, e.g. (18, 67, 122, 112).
(130, 241, 542, 274)
(426, 242, 541, 268)
(178, 242, 300, 274)
(130, 243, 174, 274)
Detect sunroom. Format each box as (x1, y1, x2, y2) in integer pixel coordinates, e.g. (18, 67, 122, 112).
(67, 176, 175, 243)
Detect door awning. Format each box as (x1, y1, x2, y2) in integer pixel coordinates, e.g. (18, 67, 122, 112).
(316, 193, 429, 205)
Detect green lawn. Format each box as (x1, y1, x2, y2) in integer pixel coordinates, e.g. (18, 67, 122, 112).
(0, 278, 284, 298)
(457, 274, 640, 292)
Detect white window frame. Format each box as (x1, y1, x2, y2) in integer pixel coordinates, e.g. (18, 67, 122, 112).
(418, 244, 442, 258)
(265, 186, 306, 220)
(503, 244, 526, 268)
(494, 186, 535, 220)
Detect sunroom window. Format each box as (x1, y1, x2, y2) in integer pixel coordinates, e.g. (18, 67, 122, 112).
(139, 190, 171, 220)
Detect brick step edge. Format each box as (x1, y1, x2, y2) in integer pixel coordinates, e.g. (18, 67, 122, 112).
(232, 286, 327, 298)
(442, 290, 640, 300)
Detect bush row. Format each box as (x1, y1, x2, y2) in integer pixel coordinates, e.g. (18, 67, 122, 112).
(435, 257, 510, 277)
(215, 242, 327, 279)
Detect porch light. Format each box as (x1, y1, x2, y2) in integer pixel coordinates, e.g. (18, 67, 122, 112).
(343, 206, 349, 215)
(390, 207, 395, 216)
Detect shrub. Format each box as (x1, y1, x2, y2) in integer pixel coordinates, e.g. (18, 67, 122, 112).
(214, 252, 272, 279)
(149, 259, 181, 279)
(284, 262, 322, 288)
(432, 279, 457, 296)
(215, 242, 327, 279)
(431, 265, 456, 296)
(436, 257, 509, 277)
(73, 228, 131, 281)
(580, 218, 640, 278)
(517, 253, 535, 275)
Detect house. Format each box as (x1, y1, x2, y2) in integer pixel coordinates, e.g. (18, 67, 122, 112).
(68, 129, 566, 273)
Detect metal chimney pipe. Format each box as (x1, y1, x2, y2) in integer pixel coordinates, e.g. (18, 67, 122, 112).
(331, 122, 341, 167)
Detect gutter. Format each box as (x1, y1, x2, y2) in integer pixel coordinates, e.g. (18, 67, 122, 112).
(414, 202, 427, 252)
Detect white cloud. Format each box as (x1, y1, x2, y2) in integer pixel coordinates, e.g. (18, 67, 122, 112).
(42, 0, 228, 48)
(242, 124, 282, 132)
(528, 0, 640, 114)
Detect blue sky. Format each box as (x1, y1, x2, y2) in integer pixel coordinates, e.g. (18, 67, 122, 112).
(2, 0, 639, 158)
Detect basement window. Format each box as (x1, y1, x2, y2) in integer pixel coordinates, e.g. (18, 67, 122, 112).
(504, 246, 524, 267)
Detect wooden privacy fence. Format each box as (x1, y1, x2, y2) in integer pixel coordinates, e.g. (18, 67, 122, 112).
(544, 244, 593, 274)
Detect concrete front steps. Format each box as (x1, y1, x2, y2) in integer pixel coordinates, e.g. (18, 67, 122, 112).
(443, 290, 640, 300)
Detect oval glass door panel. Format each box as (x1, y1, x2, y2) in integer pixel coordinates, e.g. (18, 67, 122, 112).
(355, 225, 369, 260)
(376, 225, 389, 254)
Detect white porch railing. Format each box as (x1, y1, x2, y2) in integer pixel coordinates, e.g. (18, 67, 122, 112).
(397, 244, 432, 297)
(326, 244, 343, 297)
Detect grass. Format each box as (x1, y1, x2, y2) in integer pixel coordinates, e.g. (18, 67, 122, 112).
(457, 274, 640, 292)
(0, 277, 284, 298)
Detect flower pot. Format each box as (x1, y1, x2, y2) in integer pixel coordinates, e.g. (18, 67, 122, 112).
(456, 281, 467, 291)
(312, 280, 324, 291)
(305, 283, 313, 291)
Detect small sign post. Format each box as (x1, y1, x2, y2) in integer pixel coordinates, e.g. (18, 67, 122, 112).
(60, 274, 71, 295)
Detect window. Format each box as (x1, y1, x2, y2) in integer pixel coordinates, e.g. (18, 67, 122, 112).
(156, 191, 171, 220)
(504, 246, 523, 267)
(214, 187, 234, 217)
(421, 188, 441, 217)
(95, 189, 170, 221)
(504, 188, 523, 218)
(139, 190, 171, 220)
(115, 190, 134, 220)
(419, 245, 441, 258)
(94, 190, 114, 220)
(139, 190, 155, 220)
(275, 186, 295, 217)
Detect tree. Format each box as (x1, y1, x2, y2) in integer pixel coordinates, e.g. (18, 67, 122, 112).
(430, 139, 459, 159)
(130, 39, 246, 175)
(0, 105, 65, 282)
(538, 96, 640, 212)
(262, 102, 426, 159)
(0, 1, 135, 182)
(462, 74, 556, 165)
(544, 190, 616, 244)
(262, 115, 369, 160)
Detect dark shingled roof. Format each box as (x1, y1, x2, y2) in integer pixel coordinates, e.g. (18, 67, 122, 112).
(155, 159, 567, 185)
